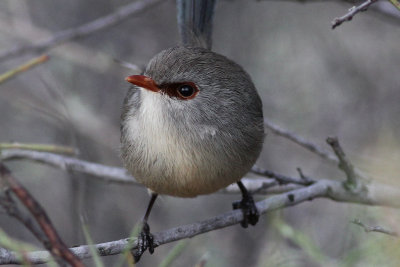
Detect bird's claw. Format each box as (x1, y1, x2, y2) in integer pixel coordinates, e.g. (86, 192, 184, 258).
(232, 194, 259, 228)
(133, 222, 155, 263)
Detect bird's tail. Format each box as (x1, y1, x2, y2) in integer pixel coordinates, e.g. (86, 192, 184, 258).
(176, 0, 216, 50)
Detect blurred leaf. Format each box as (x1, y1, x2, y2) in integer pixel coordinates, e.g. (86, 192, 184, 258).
(273, 217, 328, 265)
(158, 239, 188, 267)
(81, 222, 105, 267)
(115, 222, 142, 267)
(0, 55, 49, 85)
(388, 0, 400, 11)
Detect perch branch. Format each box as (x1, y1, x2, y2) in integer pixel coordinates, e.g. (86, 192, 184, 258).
(0, 0, 165, 61)
(332, 0, 379, 29)
(0, 164, 84, 267)
(1, 178, 400, 265)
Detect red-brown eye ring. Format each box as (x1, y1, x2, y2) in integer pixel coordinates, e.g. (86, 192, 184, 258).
(176, 82, 199, 100)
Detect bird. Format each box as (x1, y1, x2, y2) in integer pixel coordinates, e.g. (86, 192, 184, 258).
(120, 0, 264, 262)
(120, 46, 264, 262)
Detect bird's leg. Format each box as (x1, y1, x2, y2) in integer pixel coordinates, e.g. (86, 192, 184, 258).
(232, 180, 259, 228)
(133, 192, 158, 263)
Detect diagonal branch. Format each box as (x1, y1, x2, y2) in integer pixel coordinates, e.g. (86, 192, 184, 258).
(263, 119, 370, 181)
(0, 164, 84, 267)
(327, 137, 362, 191)
(332, 0, 379, 29)
(351, 219, 399, 237)
(0, 0, 165, 61)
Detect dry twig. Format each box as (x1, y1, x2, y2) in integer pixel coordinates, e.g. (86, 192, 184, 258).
(0, 164, 84, 267)
(332, 0, 379, 29)
(326, 137, 363, 191)
(0, 0, 165, 61)
(0, 143, 77, 156)
(351, 219, 399, 237)
(0, 55, 49, 84)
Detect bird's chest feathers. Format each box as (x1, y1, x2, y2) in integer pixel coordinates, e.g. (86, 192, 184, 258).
(126, 90, 196, 171)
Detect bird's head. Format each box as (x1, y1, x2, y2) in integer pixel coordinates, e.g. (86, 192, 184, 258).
(125, 46, 261, 129)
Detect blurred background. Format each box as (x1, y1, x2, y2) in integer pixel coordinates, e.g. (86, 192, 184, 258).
(1, 0, 400, 266)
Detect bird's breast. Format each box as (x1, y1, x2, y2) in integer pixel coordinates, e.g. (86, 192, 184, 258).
(121, 89, 243, 197)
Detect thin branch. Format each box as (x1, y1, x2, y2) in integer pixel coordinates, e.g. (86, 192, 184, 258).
(0, 164, 84, 267)
(264, 119, 337, 163)
(351, 219, 399, 237)
(1, 149, 136, 184)
(332, 0, 379, 29)
(1, 178, 400, 265)
(251, 165, 314, 185)
(326, 137, 361, 191)
(0, 191, 48, 248)
(0, 143, 77, 156)
(0, 0, 165, 61)
(0, 55, 49, 84)
(263, 119, 370, 181)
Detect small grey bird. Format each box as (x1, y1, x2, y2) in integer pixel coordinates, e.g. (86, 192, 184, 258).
(120, 46, 264, 262)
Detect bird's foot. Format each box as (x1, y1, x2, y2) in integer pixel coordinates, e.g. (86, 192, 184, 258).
(232, 194, 259, 228)
(133, 222, 155, 263)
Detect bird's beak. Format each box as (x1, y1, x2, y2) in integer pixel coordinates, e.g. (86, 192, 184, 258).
(125, 75, 160, 93)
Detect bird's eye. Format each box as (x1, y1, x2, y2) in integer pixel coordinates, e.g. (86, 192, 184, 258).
(176, 83, 199, 99)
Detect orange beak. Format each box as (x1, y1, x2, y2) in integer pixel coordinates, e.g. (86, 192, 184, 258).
(125, 75, 159, 92)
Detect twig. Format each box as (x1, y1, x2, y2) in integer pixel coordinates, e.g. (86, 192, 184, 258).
(351, 219, 398, 237)
(0, 55, 49, 84)
(263, 119, 369, 181)
(388, 0, 400, 10)
(264, 119, 337, 163)
(326, 137, 361, 191)
(0, 143, 77, 156)
(251, 165, 314, 185)
(1, 149, 136, 184)
(0, 0, 165, 61)
(0, 163, 84, 267)
(0, 191, 48, 248)
(1, 178, 400, 265)
(332, 0, 379, 29)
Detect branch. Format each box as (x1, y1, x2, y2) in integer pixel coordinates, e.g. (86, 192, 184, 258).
(0, 149, 300, 195)
(0, 164, 84, 267)
(332, 0, 379, 29)
(0, 143, 77, 156)
(263, 119, 370, 181)
(351, 219, 399, 237)
(1, 149, 136, 184)
(0, 0, 165, 61)
(251, 165, 314, 185)
(264, 119, 337, 163)
(327, 137, 362, 191)
(0, 55, 49, 84)
(1, 178, 400, 265)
